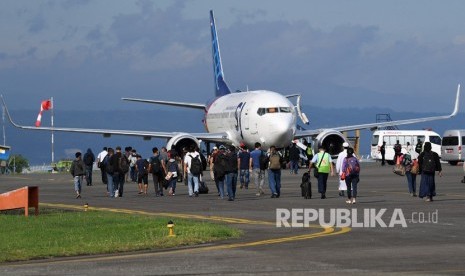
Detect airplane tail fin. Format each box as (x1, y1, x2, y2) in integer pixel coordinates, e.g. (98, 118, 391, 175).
(210, 10, 231, 97)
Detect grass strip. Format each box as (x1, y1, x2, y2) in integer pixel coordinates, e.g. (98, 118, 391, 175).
(0, 208, 242, 262)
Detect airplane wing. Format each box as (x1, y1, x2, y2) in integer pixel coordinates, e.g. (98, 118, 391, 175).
(295, 84, 461, 138)
(121, 97, 206, 110)
(0, 96, 228, 143)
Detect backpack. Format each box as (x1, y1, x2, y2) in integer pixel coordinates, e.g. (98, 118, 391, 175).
(422, 152, 436, 173)
(345, 156, 360, 176)
(259, 151, 269, 170)
(214, 153, 228, 179)
(150, 156, 161, 174)
(415, 143, 422, 154)
(189, 154, 202, 176)
(394, 144, 402, 153)
(104, 155, 113, 174)
(138, 159, 149, 175)
(84, 153, 93, 166)
(269, 153, 281, 170)
(119, 155, 129, 174)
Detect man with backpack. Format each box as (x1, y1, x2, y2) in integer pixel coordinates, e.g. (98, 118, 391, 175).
(135, 154, 149, 195)
(213, 145, 228, 199)
(97, 147, 108, 185)
(104, 148, 115, 197)
(225, 145, 239, 201)
(184, 145, 202, 197)
(268, 146, 283, 198)
(110, 146, 129, 197)
(83, 148, 95, 186)
(342, 147, 360, 204)
(418, 142, 442, 202)
(249, 142, 266, 196)
(70, 151, 85, 199)
(149, 147, 164, 197)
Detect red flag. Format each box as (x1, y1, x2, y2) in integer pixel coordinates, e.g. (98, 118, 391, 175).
(35, 99, 52, 127)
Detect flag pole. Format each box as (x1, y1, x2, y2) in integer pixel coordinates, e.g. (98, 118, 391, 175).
(51, 97, 54, 164)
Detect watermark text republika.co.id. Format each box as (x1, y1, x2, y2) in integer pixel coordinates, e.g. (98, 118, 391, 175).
(276, 208, 438, 228)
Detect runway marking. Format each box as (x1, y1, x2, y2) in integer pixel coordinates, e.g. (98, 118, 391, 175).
(0, 202, 351, 266)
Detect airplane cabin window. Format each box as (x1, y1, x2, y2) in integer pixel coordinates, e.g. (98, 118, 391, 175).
(267, 107, 277, 113)
(257, 108, 265, 116)
(279, 107, 292, 113)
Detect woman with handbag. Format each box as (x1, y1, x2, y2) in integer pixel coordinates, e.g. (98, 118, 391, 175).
(166, 150, 179, 196)
(403, 149, 418, 197)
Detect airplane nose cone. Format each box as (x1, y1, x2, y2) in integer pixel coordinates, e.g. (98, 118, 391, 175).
(265, 115, 295, 147)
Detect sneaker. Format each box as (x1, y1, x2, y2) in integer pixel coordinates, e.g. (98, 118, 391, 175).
(115, 190, 119, 198)
(271, 194, 277, 198)
(256, 193, 261, 196)
(346, 199, 352, 204)
(321, 194, 326, 199)
(413, 193, 417, 197)
(76, 194, 81, 199)
(352, 198, 356, 204)
(194, 191, 199, 197)
(259, 189, 265, 195)
(228, 198, 234, 201)
(240, 184, 244, 189)
(425, 198, 431, 202)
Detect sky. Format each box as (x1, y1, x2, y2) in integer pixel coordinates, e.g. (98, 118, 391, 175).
(1, 0, 465, 113)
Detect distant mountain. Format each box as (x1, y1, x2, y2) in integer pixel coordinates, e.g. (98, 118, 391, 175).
(3, 106, 463, 165)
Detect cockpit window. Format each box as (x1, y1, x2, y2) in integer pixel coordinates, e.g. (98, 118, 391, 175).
(257, 107, 293, 116)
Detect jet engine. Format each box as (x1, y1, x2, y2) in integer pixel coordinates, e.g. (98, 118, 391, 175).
(166, 133, 200, 156)
(313, 130, 350, 157)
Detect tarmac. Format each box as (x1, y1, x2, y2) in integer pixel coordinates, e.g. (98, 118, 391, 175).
(1, 162, 465, 275)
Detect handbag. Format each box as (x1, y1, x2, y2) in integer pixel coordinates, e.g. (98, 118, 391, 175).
(393, 164, 406, 176)
(313, 152, 326, 178)
(411, 160, 419, 175)
(340, 171, 346, 180)
(165, 171, 173, 181)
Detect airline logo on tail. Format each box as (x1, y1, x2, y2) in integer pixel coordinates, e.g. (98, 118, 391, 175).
(210, 10, 231, 97)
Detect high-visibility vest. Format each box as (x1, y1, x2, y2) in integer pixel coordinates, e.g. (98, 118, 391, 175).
(316, 152, 330, 173)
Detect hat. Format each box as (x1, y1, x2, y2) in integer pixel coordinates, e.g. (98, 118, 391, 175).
(343, 142, 349, 148)
(240, 142, 246, 148)
(219, 145, 226, 150)
(213, 146, 218, 150)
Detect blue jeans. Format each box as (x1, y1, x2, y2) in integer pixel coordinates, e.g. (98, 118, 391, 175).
(107, 173, 114, 197)
(130, 166, 137, 182)
(406, 172, 417, 194)
(113, 172, 125, 197)
(187, 172, 199, 195)
(317, 173, 329, 194)
(268, 169, 281, 196)
(85, 165, 93, 185)
(226, 172, 238, 199)
(239, 169, 250, 188)
(290, 160, 299, 174)
(74, 175, 83, 194)
(216, 176, 225, 198)
(345, 175, 359, 199)
(169, 177, 177, 193)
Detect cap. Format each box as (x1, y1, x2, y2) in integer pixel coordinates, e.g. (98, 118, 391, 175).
(219, 145, 226, 150)
(343, 142, 349, 148)
(213, 146, 218, 150)
(240, 142, 245, 148)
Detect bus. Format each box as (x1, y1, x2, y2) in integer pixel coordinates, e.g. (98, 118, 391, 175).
(371, 130, 442, 164)
(441, 129, 465, 165)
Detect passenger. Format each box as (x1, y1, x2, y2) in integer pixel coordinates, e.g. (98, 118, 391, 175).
(403, 148, 418, 197)
(166, 150, 179, 195)
(213, 145, 228, 199)
(237, 143, 250, 189)
(268, 145, 283, 198)
(209, 146, 220, 193)
(418, 142, 442, 202)
(149, 147, 164, 197)
(393, 140, 402, 164)
(249, 142, 266, 196)
(379, 141, 386, 166)
(124, 146, 132, 182)
(105, 148, 115, 197)
(342, 147, 360, 204)
(184, 145, 201, 197)
(70, 151, 85, 199)
(309, 146, 334, 199)
(303, 140, 314, 168)
(111, 146, 128, 197)
(336, 142, 350, 197)
(97, 147, 108, 185)
(288, 142, 300, 175)
(135, 154, 149, 195)
(160, 147, 169, 177)
(83, 148, 95, 186)
(415, 139, 423, 154)
(225, 145, 239, 201)
(129, 149, 138, 183)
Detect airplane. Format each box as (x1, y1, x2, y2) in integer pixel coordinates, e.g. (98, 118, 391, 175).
(0, 10, 461, 157)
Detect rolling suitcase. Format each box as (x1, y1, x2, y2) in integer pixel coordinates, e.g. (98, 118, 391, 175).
(300, 172, 312, 199)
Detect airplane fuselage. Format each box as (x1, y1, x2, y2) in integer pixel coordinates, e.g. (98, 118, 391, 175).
(204, 90, 297, 149)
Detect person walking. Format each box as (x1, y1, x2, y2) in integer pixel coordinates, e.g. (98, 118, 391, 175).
(135, 154, 149, 195)
(225, 145, 239, 201)
(110, 146, 129, 197)
(403, 148, 418, 197)
(97, 147, 108, 185)
(418, 142, 442, 202)
(380, 141, 386, 166)
(288, 142, 300, 174)
(166, 150, 179, 195)
(249, 142, 266, 196)
(342, 148, 360, 204)
(105, 148, 115, 197)
(237, 143, 250, 189)
(309, 146, 334, 199)
(213, 145, 228, 199)
(149, 147, 164, 197)
(184, 145, 201, 197)
(335, 142, 350, 197)
(70, 152, 85, 199)
(83, 148, 95, 186)
(267, 146, 282, 198)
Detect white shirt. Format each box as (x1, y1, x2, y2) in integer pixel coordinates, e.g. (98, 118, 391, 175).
(184, 151, 200, 174)
(97, 150, 108, 163)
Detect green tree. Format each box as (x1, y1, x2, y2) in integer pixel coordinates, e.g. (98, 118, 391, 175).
(7, 154, 29, 173)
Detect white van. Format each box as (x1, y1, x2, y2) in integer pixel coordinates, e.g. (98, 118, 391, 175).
(371, 130, 442, 164)
(441, 130, 465, 165)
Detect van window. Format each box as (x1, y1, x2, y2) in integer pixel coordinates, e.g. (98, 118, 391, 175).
(417, 136, 425, 143)
(429, 136, 442, 145)
(388, 136, 396, 146)
(442, 137, 458, 146)
(462, 137, 465, 145)
(371, 135, 379, 146)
